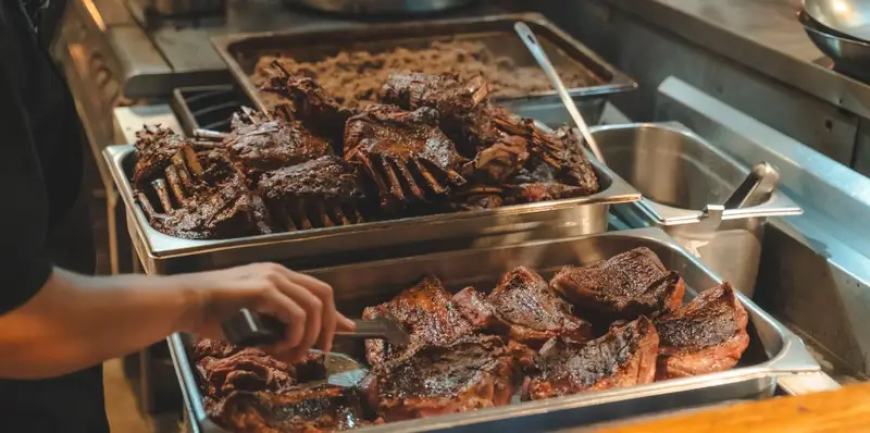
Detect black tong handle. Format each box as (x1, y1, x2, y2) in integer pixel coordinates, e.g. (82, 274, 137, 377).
(221, 309, 286, 347)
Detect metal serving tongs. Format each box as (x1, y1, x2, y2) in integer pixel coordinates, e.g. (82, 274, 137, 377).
(699, 162, 781, 225)
(221, 308, 410, 348)
(221, 309, 410, 387)
(514, 22, 607, 165)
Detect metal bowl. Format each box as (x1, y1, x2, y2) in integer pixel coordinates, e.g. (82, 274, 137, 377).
(282, 0, 475, 15)
(803, 0, 870, 42)
(800, 9, 870, 77)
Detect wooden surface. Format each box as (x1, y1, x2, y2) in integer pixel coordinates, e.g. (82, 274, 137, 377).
(594, 383, 870, 432)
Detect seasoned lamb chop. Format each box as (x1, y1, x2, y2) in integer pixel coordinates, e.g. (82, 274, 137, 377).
(454, 267, 592, 348)
(550, 247, 685, 320)
(213, 385, 368, 433)
(224, 108, 333, 176)
(344, 105, 467, 213)
(361, 276, 474, 367)
(258, 155, 366, 230)
(134, 134, 273, 240)
(379, 72, 489, 121)
(197, 350, 298, 398)
(368, 335, 520, 422)
(524, 316, 659, 400)
(654, 283, 750, 380)
(265, 61, 354, 141)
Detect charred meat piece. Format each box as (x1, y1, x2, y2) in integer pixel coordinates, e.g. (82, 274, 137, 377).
(362, 276, 474, 367)
(550, 247, 685, 320)
(132, 125, 198, 188)
(197, 350, 298, 398)
(265, 61, 354, 140)
(225, 108, 332, 175)
(549, 126, 600, 194)
(460, 135, 530, 185)
(214, 385, 368, 433)
(344, 105, 466, 212)
(524, 316, 659, 400)
(368, 335, 519, 422)
(135, 146, 274, 240)
(454, 267, 592, 348)
(654, 283, 750, 380)
(258, 155, 366, 231)
(379, 72, 489, 121)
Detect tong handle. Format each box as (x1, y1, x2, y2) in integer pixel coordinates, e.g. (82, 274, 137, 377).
(221, 309, 286, 347)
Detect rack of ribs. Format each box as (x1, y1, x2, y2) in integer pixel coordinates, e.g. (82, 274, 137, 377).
(366, 335, 520, 422)
(344, 105, 467, 213)
(550, 247, 685, 320)
(257, 155, 367, 231)
(454, 267, 592, 348)
(654, 283, 750, 380)
(523, 316, 659, 400)
(361, 276, 474, 368)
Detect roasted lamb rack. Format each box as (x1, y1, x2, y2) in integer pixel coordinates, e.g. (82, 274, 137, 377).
(224, 107, 333, 177)
(366, 335, 520, 422)
(257, 155, 367, 231)
(454, 267, 592, 348)
(523, 316, 659, 400)
(654, 283, 750, 380)
(132, 126, 273, 239)
(344, 105, 467, 213)
(550, 247, 685, 321)
(265, 61, 355, 141)
(379, 72, 490, 124)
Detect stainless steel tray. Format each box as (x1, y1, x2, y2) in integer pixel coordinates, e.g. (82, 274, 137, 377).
(210, 12, 637, 125)
(168, 228, 819, 433)
(104, 145, 639, 274)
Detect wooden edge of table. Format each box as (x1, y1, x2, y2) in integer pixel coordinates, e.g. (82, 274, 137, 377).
(589, 382, 870, 432)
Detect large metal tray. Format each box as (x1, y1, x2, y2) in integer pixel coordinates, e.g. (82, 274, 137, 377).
(104, 145, 639, 275)
(210, 12, 637, 125)
(169, 228, 819, 433)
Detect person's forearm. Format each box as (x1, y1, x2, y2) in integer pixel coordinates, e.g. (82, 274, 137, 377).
(0, 268, 202, 379)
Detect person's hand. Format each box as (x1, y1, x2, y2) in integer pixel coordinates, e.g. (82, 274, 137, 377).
(177, 263, 354, 362)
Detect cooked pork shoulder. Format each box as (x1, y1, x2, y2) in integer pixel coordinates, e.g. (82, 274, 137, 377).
(368, 335, 519, 422)
(550, 247, 685, 320)
(362, 276, 473, 367)
(344, 105, 466, 212)
(454, 267, 592, 348)
(654, 283, 750, 380)
(258, 155, 366, 231)
(214, 385, 368, 433)
(524, 316, 659, 400)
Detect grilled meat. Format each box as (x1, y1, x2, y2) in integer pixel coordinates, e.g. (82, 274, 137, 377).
(454, 267, 592, 348)
(344, 105, 466, 212)
(361, 276, 474, 368)
(368, 335, 519, 422)
(225, 109, 333, 176)
(654, 283, 750, 380)
(524, 316, 659, 400)
(197, 350, 298, 398)
(266, 61, 354, 141)
(214, 385, 368, 433)
(548, 127, 600, 194)
(380, 72, 489, 121)
(258, 155, 366, 231)
(550, 247, 685, 320)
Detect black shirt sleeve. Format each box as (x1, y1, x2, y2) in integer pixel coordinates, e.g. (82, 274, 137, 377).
(0, 2, 54, 315)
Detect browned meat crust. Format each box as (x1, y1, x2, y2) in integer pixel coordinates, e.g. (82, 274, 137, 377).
(654, 283, 750, 380)
(550, 247, 685, 320)
(454, 267, 592, 348)
(523, 316, 659, 400)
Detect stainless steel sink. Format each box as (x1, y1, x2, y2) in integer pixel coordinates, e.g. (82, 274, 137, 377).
(592, 122, 801, 296)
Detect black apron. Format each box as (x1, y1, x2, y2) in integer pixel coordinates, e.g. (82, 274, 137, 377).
(0, 1, 109, 432)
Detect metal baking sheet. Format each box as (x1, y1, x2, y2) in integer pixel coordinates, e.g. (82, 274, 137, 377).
(168, 227, 820, 433)
(104, 144, 639, 275)
(210, 12, 637, 125)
